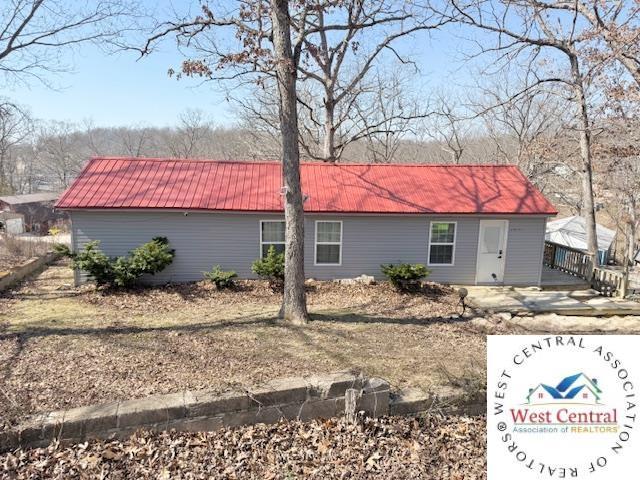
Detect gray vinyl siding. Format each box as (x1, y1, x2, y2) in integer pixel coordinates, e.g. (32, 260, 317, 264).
(70, 211, 547, 286)
(503, 216, 547, 286)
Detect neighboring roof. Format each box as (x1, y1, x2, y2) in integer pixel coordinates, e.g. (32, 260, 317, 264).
(546, 216, 615, 252)
(0, 192, 59, 205)
(56, 157, 558, 215)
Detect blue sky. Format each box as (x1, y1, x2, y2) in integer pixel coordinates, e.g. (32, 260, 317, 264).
(3, 2, 467, 128)
(6, 43, 232, 127)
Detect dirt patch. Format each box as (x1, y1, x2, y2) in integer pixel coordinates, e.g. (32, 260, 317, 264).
(1, 415, 486, 479)
(0, 263, 485, 431)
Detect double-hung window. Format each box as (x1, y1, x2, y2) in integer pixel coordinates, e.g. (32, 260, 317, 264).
(315, 221, 342, 265)
(428, 221, 456, 265)
(260, 220, 285, 257)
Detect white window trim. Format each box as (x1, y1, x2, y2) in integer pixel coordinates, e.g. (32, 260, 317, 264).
(259, 219, 285, 258)
(428, 221, 456, 266)
(314, 220, 342, 266)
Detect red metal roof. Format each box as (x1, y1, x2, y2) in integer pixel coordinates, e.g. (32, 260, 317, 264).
(55, 157, 557, 215)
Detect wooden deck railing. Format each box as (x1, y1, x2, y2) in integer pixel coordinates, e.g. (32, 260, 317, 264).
(544, 241, 627, 297)
(591, 267, 626, 297)
(543, 242, 591, 278)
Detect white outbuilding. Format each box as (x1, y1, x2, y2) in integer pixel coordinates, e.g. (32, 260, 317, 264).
(545, 216, 615, 264)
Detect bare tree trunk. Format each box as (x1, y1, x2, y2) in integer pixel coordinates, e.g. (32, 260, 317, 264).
(630, 204, 637, 267)
(270, 0, 309, 324)
(622, 221, 632, 298)
(569, 54, 599, 273)
(0, 151, 7, 192)
(323, 95, 336, 162)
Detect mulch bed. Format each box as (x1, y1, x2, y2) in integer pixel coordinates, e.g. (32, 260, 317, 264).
(0, 415, 486, 479)
(77, 279, 460, 318)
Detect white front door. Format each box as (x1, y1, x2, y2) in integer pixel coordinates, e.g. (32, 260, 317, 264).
(476, 220, 509, 283)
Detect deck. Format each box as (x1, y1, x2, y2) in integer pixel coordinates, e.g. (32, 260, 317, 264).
(540, 266, 590, 290)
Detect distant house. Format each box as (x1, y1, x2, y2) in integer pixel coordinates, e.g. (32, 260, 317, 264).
(546, 216, 615, 265)
(0, 192, 66, 234)
(56, 157, 558, 286)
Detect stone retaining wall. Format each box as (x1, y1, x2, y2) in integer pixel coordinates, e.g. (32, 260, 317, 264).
(390, 386, 485, 416)
(0, 252, 58, 291)
(1, 372, 390, 452)
(0, 372, 485, 452)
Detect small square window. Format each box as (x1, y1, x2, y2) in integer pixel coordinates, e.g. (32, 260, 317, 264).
(262, 221, 285, 242)
(317, 222, 341, 243)
(431, 223, 455, 243)
(317, 244, 340, 264)
(429, 244, 453, 264)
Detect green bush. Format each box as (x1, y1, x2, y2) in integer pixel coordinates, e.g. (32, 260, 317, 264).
(53, 243, 72, 257)
(203, 265, 238, 289)
(380, 263, 430, 292)
(57, 237, 175, 288)
(127, 237, 175, 277)
(64, 241, 115, 286)
(252, 245, 285, 290)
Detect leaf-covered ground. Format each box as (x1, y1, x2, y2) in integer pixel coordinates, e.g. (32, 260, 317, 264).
(1, 415, 487, 479)
(0, 261, 486, 431)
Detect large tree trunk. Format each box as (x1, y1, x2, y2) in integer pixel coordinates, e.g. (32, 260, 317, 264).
(270, 0, 309, 324)
(569, 53, 599, 273)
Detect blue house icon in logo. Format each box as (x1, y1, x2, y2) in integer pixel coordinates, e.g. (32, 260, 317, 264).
(527, 373, 602, 405)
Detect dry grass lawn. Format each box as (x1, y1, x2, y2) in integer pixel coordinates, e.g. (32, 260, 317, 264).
(0, 261, 486, 430)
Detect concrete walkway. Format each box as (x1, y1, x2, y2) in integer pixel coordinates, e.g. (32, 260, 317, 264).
(465, 286, 640, 316)
(505, 313, 640, 333)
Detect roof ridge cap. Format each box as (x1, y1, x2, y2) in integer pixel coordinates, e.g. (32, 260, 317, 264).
(89, 157, 521, 169)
